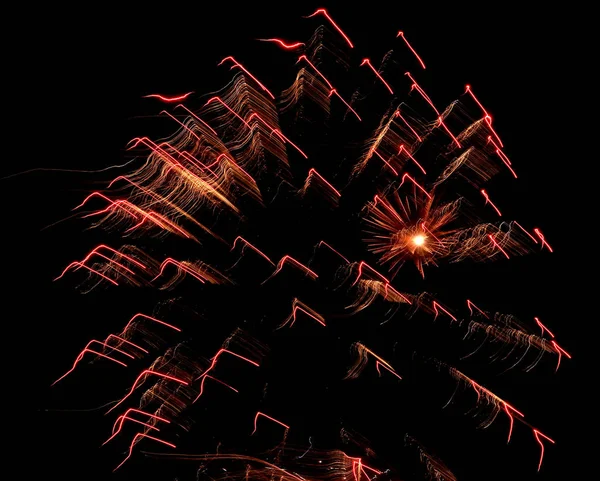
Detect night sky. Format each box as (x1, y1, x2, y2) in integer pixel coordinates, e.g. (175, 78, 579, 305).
(9, 3, 586, 480)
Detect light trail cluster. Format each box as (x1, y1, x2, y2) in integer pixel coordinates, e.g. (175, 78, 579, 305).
(49, 8, 569, 480)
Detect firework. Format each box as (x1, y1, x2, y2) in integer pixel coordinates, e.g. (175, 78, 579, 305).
(43, 8, 570, 480)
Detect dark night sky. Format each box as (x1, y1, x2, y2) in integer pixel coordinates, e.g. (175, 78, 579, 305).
(8, 3, 589, 480)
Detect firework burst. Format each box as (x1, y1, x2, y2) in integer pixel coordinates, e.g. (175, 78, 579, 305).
(38, 7, 572, 481)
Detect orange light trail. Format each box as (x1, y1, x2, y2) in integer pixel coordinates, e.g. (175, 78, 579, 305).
(550, 340, 572, 371)
(488, 234, 510, 259)
(306, 168, 341, 197)
(533, 228, 553, 252)
(375, 361, 402, 380)
(514, 222, 539, 244)
(534, 317, 555, 338)
(264, 255, 318, 283)
(104, 408, 170, 445)
(194, 374, 238, 403)
(104, 174, 223, 237)
(466, 299, 489, 318)
(247, 112, 308, 158)
(352, 262, 412, 304)
(107, 369, 189, 414)
(487, 136, 516, 178)
(218, 56, 275, 99)
(305, 8, 354, 48)
(143, 92, 194, 102)
(397, 31, 426, 69)
(316, 240, 350, 264)
(76, 193, 193, 239)
(329, 89, 361, 121)
(352, 261, 390, 286)
(481, 189, 502, 216)
(394, 109, 422, 142)
(152, 258, 207, 284)
(297, 55, 333, 89)
(258, 38, 305, 49)
(120, 312, 181, 333)
(398, 144, 426, 174)
(52, 341, 129, 385)
(231, 236, 275, 265)
(400, 173, 431, 199)
(432, 301, 457, 322)
(360, 58, 393, 94)
(533, 430, 555, 472)
(194, 348, 259, 402)
(174, 104, 219, 135)
(54, 261, 118, 286)
(465, 85, 503, 147)
(252, 411, 289, 434)
(114, 433, 176, 471)
(405, 72, 461, 148)
(283, 298, 326, 328)
(373, 150, 399, 175)
(210, 348, 260, 367)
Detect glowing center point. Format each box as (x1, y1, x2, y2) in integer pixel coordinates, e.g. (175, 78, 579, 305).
(412, 234, 426, 246)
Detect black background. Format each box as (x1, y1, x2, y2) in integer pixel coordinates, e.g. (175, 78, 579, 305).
(8, 2, 588, 480)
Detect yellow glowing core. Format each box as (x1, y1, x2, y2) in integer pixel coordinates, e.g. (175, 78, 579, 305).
(412, 234, 426, 246)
